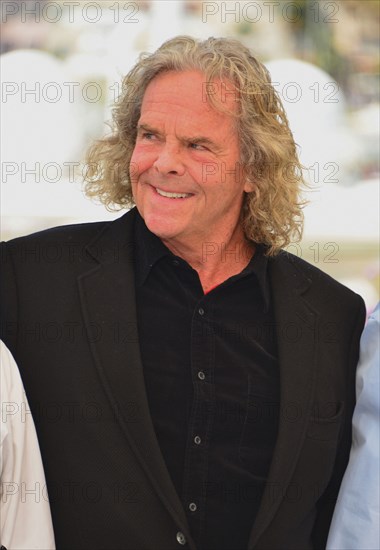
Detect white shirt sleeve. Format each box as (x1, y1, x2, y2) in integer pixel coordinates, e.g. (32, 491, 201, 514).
(0, 341, 56, 550)
(327, 303, 380, 549)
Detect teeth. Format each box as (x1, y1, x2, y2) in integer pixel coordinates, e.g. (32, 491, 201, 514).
(156, 187, 191, 199)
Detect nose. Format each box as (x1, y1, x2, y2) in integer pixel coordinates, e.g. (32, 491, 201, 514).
(153, 142, 186, 176)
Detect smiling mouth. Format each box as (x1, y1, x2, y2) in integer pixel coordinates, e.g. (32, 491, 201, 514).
(155, 187, 193, 199)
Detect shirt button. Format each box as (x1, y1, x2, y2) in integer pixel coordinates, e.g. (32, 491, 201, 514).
(194, 435, 201, 445)
(189, 502, 197, 512)
(198, 307, 205, 316)
(172, 259, 180, 266)
(198, 371, 205, 380)
(176, 531, 187, 545)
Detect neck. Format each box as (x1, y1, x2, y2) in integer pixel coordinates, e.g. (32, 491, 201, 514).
(162, 226, 255, 293)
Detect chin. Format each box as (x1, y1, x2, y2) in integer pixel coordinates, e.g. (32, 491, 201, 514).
(143, 214, 181, 241)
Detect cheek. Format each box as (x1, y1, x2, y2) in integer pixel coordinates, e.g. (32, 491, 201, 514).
(186, 162, 212, 190)
(129, 146, 155, 179)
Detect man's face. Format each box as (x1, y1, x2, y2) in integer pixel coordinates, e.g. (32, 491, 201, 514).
(130, 70, 252, 248)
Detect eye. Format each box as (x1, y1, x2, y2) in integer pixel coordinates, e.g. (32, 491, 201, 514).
(189, 142, 207, 151)
(141, 132, 155, 140)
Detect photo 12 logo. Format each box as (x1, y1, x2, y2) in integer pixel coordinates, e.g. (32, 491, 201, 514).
(202, 2, 339, 24)
(1, 1, 140, 24)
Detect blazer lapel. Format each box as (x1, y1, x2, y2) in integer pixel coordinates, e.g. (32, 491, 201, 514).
(77, 210, 192, 541)
(248, 252, 320, 548)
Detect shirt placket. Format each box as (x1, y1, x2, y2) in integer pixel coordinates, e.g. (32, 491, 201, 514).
(182, 298, 215, 547)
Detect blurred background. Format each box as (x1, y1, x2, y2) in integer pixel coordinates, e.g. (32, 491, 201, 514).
(1, 0, 379, 310)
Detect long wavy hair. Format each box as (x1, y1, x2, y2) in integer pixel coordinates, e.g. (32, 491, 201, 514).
(84, 36, 305, 255)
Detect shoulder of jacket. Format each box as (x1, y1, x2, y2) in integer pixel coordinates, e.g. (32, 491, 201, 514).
(2, 210, 135, 249)
(271, 249, 364, 305)
(3, 220, 109, 247)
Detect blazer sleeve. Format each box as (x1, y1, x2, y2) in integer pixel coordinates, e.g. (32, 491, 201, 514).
(311, 294, 367, 548)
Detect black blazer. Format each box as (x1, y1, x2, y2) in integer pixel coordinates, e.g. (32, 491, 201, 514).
(0, 208, 365, 550)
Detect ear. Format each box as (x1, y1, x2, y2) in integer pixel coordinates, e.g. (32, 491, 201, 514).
(243, 179, 255, 193)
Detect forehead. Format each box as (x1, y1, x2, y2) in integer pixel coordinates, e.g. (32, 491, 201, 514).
(140, 70, 239, 121)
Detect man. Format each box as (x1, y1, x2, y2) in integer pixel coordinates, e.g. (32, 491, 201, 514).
(1, 36, 365, 549)
(0, 341, 55, 550)
(327, 303, 380, 549)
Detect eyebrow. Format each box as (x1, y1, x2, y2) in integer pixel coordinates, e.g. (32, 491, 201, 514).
(136, 123, 221, 151)
(137, 123, 162, 137)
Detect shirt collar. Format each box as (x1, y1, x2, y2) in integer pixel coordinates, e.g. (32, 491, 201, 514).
(240, 244, 271, 311)
(134, 210, 172, 286)
(134, 210, 270, 309)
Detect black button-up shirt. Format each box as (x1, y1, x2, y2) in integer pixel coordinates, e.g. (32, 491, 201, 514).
(134, 213, 279, 550)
